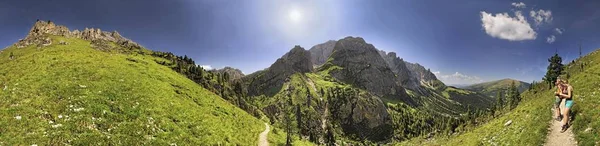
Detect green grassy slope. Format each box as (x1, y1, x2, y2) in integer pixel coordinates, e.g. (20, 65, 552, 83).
(563, 49, 600, 145)
(400, 49, 600, 145)
(399, 87, 553, 145)
(0, 35, 265, 145)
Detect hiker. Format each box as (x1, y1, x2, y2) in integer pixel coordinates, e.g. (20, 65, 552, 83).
(556, 78, 574, 133)
(553, 78, 563, 121)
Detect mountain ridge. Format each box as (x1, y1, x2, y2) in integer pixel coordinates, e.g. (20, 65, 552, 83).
(464, 78, 531, 97)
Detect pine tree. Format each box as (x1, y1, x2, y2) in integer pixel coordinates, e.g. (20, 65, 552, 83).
(543, 54, 563, 88)
(495, 89, 504, 113)
(529, 81, 534, 91)
(506, 81, 521, 109)
(295, 104, 303, 137)
(285, 95, 293, 146)
(580, 43, 584, 71)
(325, 122, 335, 146)
(320, 88, 325, 97)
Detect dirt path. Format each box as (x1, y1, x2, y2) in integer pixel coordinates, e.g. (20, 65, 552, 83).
(544, 99, 577, 146)
(258, 123, 270, 146)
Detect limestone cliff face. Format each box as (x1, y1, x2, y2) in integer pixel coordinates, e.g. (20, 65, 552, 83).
(327, 37, 409, 100)
(328, 90, 393, 141)
(246, 46, 313, 96)
(14, 20, 142, 50)
(308, 40, 336, 67)
(404, 61, 445, 89)
(379, 51, 421, 91)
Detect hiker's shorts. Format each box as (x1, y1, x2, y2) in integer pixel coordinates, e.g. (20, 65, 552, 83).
(565, 99, 574, 108)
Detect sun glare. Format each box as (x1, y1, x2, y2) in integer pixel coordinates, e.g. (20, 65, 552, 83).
(289, 9, 302, 23)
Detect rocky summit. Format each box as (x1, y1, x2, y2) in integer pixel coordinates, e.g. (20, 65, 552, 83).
(379, 51, 421, 91)
(327, 37, 410, 100)
(214, 67, 245, 82)
(245, 45, 313, 96)
(14, 20, 142, 50)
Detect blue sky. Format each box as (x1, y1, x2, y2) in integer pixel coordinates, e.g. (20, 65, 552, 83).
(1, 0, 600, 85)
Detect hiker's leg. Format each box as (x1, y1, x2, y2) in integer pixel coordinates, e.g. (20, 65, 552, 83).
(563, 100, 574, 126)
(562, 108, 570, 126)
(554, 96, 561, 118)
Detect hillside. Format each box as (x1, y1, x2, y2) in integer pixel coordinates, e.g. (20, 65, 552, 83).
(401, 49, 600, 145)
(0, 20, 285, 145)
(464, 79, 531, 97)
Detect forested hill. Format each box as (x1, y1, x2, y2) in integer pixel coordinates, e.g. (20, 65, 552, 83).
(464, 79, 531, 97)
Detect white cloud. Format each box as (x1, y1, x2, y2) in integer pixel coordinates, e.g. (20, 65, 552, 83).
(480, 11, 537, 41)
(530, 9, 552, 25)
(199, 65, 213, 70)
(547, 35, 556, 44)
(434, 71, 484, 85)
(511, 2, 526, 8)
(554, 28, 564, 34)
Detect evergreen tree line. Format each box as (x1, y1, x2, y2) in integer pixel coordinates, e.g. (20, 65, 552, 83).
(491, 81, 522, 116)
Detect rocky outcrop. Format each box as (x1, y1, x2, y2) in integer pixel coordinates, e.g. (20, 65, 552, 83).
(14, 20, 142, 50)
(328, 88, 393, 141)
(327, 37, 410, 102)
(246, 45, 313, 96)
(380, 51, 421, 90)
(308, 40, 336, 67)
(215, 67, 245, 81)
(404, 61, 445, 89)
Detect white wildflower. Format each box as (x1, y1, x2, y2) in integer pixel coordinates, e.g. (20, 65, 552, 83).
(51, 124, 62, 128)
(79, 84, 87, 88)
(15, 116, 22, 120)
(58, 115, 63, 118)
(73, 108, 84, 112)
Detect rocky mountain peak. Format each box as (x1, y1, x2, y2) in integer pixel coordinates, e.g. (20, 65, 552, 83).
(279, 45, 313, 73)
(245, 45, 313, 96)
(327, 36, 411, 101)
(14, 20, 142, 50)
(27, 20, 71, 38)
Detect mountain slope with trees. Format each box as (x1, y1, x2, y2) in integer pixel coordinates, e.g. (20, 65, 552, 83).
(242, 36, 496, 144)
(464, 78, 531, 97)
(401, 49, 600, 145)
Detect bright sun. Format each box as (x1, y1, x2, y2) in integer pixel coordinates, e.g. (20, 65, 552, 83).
(289, 9, 302, 23)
